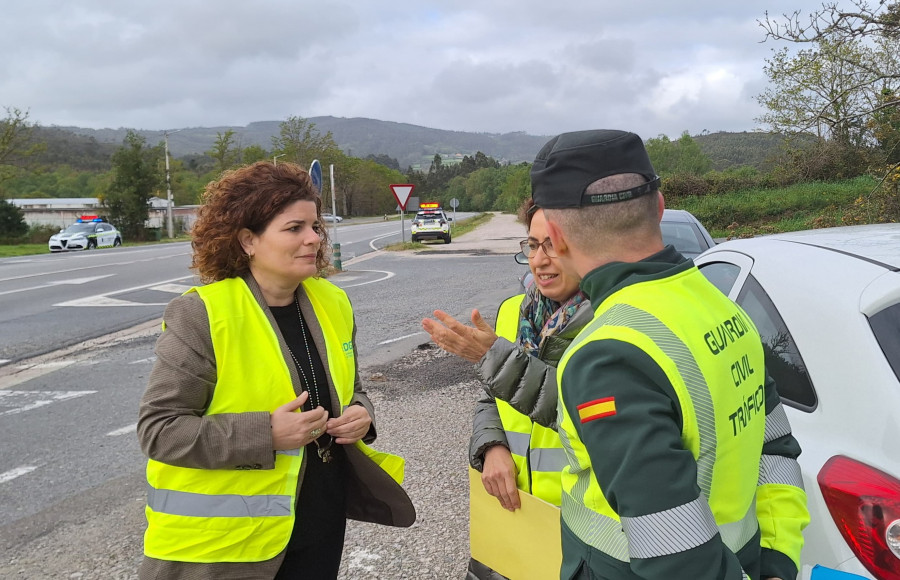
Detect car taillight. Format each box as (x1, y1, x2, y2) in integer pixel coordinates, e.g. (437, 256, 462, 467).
(818, 455, 900, 579)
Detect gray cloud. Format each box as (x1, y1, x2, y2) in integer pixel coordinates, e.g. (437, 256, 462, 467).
(0, 0, 826, 138)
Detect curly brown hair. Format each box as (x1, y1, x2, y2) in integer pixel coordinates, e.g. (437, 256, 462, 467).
(191, 161, 330, 283)
(518, 197, 538, 231)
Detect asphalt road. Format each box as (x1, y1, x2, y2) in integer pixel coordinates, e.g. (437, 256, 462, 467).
(0, 214, 476, 366)
(0, 213, 524, 578)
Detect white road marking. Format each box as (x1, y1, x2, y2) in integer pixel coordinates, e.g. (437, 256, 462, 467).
(0, 390, 97, 416)
(149, 283, 193, 294)
(54, 274, 193, 307)
(0, 251, 191, 283)
(0, 274, 114, 297)
(15, 361, 75, 370)
(106, 423, 137, 437)
(335, 270, 395, 288)
(0, 359, 9, 366)
(129, 357, 157, 364)
(0, 465, 38, 484)
(368, 232, 399, 250)
(378, 332, 424, 345)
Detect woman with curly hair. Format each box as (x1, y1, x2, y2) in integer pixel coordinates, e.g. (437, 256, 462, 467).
(137, 161, 414, 580)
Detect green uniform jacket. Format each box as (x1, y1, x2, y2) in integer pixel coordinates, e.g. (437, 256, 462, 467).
(559, 247, 808, 580)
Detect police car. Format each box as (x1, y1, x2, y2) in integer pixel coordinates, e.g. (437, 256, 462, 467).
(48, 216, 123, 252)
(410, 202, 452, 244)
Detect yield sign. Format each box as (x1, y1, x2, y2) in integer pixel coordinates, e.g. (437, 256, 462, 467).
(390, 184, 415, 210)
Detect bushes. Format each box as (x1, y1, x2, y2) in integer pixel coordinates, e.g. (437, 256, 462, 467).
(0, 222, 58, 245)
(662, 167, 771, 199)
(0, 199, 27, 238)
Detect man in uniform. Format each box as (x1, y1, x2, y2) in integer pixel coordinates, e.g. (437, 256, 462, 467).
(531, 130, 809, 579)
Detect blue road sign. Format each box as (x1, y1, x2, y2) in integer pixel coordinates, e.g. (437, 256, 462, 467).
(309, 159, 323, 193)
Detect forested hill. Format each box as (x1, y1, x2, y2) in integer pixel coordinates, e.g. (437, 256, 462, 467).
(693, 131, 791, 171)
(48, 119, 788, 172)
(57, 117, 553, 170)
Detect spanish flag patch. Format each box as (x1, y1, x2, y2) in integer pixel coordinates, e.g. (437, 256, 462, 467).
(577, 397, 616, 423)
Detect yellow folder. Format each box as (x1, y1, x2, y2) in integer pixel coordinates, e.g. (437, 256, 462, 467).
(468, 466, 562, 579)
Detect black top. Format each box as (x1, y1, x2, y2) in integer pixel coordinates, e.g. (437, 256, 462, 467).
(270, 303, 347, 552)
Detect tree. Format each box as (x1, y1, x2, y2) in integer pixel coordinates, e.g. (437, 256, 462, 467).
(206, 130, 239, 172)
(646, 132, 712, 175)
(760, 2, 900, 218)
(271, 116, 341, 169)
(103, 131, 162, 240)
(241, 144, 269, 165)
(0, 199, 27, 238)
(0, 107, 45, 191)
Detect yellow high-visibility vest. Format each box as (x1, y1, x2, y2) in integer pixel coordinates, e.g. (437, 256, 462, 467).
(557, 267, 768, 561)
(494, 294, 567, 506)
(144, 276, 404, 563)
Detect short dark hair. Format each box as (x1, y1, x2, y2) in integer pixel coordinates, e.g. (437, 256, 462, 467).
(191, 161, 329, 283)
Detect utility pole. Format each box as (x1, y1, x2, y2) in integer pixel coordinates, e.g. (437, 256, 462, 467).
(273, 153, 286, 166)
(163, 129, 182, 239)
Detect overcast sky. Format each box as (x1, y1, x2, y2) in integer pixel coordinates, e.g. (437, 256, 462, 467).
(1, 1, 826, 140)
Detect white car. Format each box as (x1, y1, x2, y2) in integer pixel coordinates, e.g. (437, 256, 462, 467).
(695, 225, 900, 579)
(321, 213, 343, 223)
(48, 218, 123, 252)
(411, 209, 452, 244)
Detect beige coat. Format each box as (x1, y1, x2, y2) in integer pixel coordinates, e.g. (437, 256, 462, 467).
(137, 275, 414, 580)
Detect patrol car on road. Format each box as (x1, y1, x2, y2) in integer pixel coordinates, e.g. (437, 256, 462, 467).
(411, 202, 452, 244)
(48, 216, 123, 252)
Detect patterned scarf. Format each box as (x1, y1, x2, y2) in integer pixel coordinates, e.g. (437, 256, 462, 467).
(518, 280, 589, 355)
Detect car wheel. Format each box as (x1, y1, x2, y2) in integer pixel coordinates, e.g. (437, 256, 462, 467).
(87, 239, 97, 250)
(411, 236, 419, 243)
(444, 234, 451, 244)
(113, 237, 122, 247)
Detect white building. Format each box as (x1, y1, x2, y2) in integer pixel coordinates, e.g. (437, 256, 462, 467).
(8, 197, 196, 231)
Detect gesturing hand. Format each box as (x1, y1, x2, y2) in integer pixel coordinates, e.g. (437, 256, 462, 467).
(270, 391, 329, 450)
(326, 404, 372, 445)
(482, 445, 520, 511)
(421, 309, 498, 363)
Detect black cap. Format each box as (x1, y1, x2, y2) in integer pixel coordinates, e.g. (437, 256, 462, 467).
(531, 129, 660, 209)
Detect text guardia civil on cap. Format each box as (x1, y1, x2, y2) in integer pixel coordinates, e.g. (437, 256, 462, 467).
(530, 129, 660, 209)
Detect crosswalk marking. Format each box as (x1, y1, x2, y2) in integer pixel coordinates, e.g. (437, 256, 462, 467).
(0, 390, 96, 416)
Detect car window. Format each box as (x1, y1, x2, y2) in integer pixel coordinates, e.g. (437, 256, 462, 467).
(868, 302, 900, 383)
(64, 223, 96, 234)
(699, 262, 740, 296)
(735, 275, 817, 410)
(661, 221, 707, 256)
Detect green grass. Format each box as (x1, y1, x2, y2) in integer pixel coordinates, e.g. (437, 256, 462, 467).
(0, 243, 48, 257)
(383, 241, 427, 251)
(670, 176, 877, 238)
(450, 212, 492, 236)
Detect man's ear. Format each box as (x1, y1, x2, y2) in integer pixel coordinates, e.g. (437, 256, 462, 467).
(237, 228, 255, 256)
(544, 213, 569, 256)
(656, 192, 665, 222)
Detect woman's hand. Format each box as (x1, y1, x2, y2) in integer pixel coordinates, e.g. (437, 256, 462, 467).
(326, 404, 372, 444)
(482, 445, 521, 511)
(270, 391, 329, 450)
(421, 309, 498, 363)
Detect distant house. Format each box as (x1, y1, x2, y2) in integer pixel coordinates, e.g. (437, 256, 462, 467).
(9, 197, 198, 231)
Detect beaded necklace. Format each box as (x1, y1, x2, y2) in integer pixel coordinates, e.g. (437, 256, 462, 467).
(284, 295, 333, 463)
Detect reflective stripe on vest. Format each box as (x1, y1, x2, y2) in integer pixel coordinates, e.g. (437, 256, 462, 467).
(144, 277, 358, 563)
(557, 267, 765, 560)
(494, 293, 566, 506)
